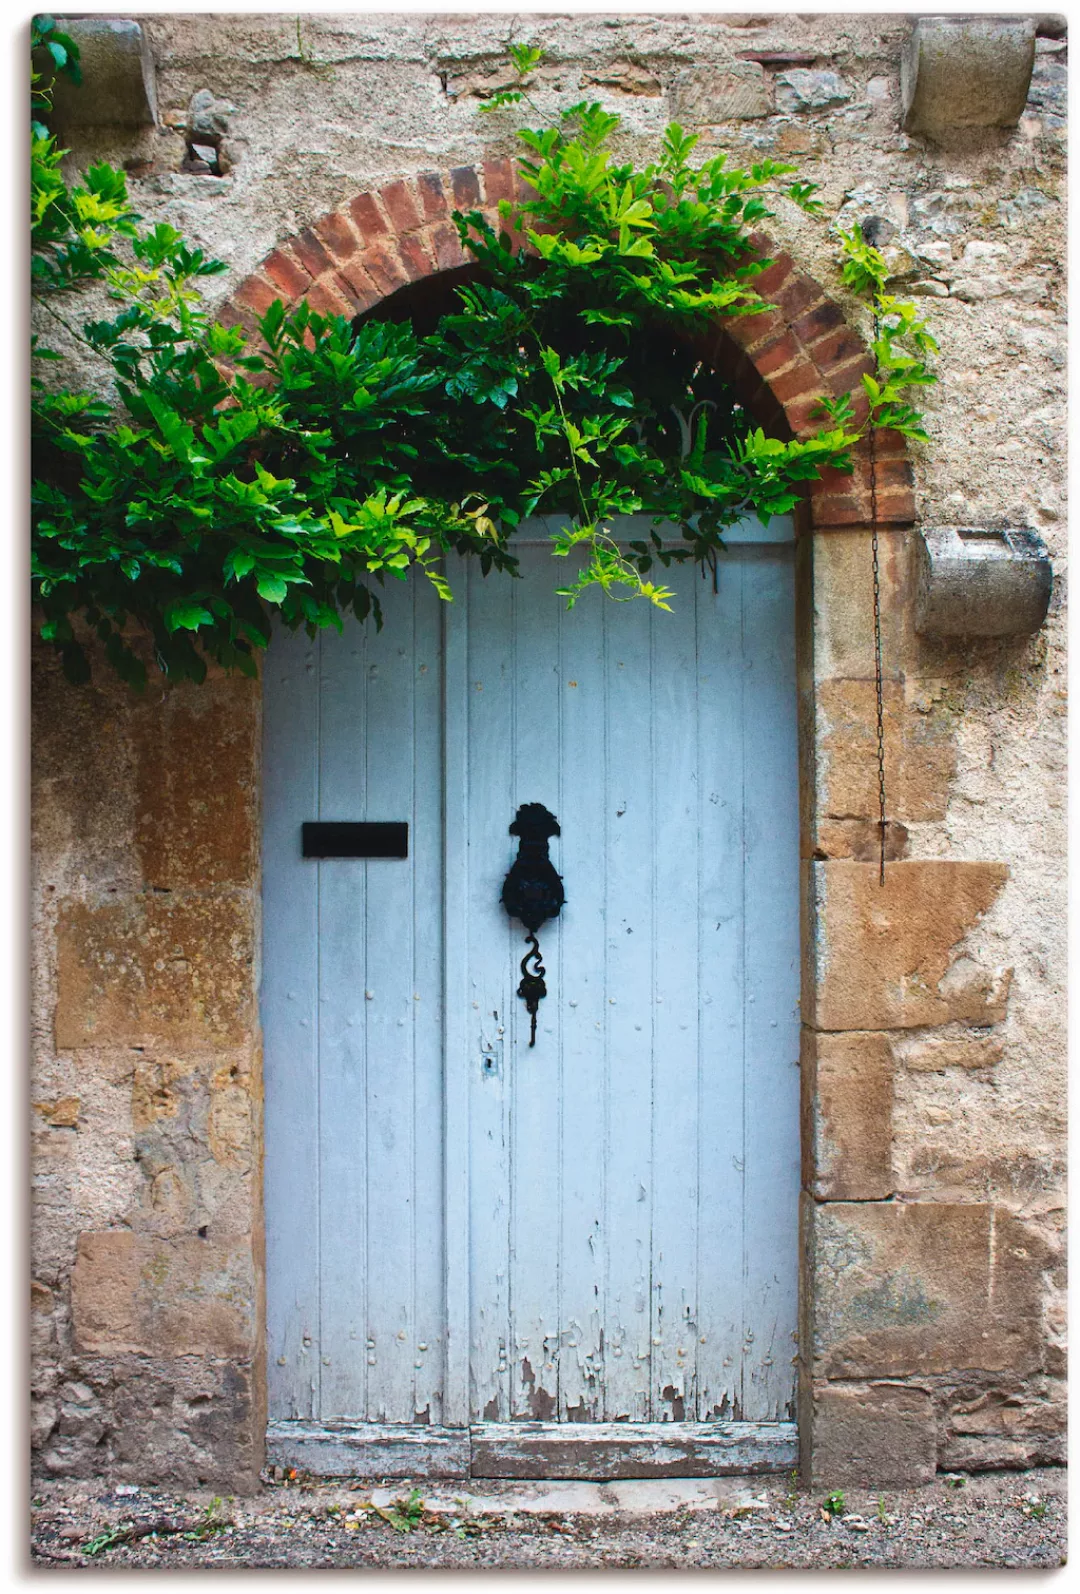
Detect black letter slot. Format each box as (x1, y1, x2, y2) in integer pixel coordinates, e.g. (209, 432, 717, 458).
(302, 822, 408, 859)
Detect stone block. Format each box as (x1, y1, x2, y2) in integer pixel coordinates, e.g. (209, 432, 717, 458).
(813, 818, 909, 863)
(816, 678, 956, 824)
(776, 71, 854, 112)
(811, 529, 914, 681)
(132, 674, 258, 890)
(915, 527, 1053, 638)
(901, 17, 1036, 136)
(71, 1230, 255, 1358)
(895, 1034, 1004, 1071)
(668, 63, 771, 122)
(809, 860, 1009, 1031)
(805, 1381, 936, 1488)
(810, 1202, 1048, 1378)
(803, 1031, 894, 1200)
(48, 19, 159, 129)
(55, 893, 254, 1051)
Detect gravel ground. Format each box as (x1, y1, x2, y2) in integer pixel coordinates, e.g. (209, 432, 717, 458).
(30, 1467, 1066, 1570)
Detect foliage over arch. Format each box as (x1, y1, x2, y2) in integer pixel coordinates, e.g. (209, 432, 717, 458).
(31, 28, 933, 687)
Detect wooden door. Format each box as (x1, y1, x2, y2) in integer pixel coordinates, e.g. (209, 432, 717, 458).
(262, 518, 800, 1479)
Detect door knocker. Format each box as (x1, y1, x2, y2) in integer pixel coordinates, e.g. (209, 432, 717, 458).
(500, 803, 565, 1046)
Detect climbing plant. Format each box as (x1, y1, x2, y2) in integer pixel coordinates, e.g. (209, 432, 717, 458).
(31, 31, 934, 687)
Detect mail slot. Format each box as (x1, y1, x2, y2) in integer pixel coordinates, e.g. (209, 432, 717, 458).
(302, 822, 408, 859)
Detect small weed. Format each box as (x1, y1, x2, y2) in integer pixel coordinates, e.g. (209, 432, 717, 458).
(374, 1488, 425, 1533)
(1018, 1494, 1048, 1520)
(83, 1524, 134, 1558)
(942, 1472, 966, 1490)
(821, 1489, 845, 1519)
(785, 1468, 799, 1510)
(183, 1497, 232, 1542)
(875, 1495, 895, 1526)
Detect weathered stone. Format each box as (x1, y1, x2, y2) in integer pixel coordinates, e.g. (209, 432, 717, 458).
(776, 70, 853, 112)
(915, 527, 1053, 638)
(804, 1381, 936, 1488)
(48, 18, 159, 129)
(71, 1230, 255, 1358)
(55, 894, 254, 1051)
(585, 61, 663, 97)
(816, 678, 956, 824)
(803, 1031, 894, 1200)
(34, 1096, 81, 1128)
(187, 88, 235, 138)
(809, 861, 1009, 1032)
(133, 675, 258, 891)
(810, 530, 913, 681)
(810, 1202, 1049, 1378)
(668, 63, 771, 121)
(901, 17, 1036, 136)
(895, 1034, 1004, 1072)
(941, 1432, 1065, 1470)
(813, 818, 909, 863)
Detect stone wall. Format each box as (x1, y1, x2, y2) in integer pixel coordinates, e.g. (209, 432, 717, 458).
(32, 11, 1066, 1488)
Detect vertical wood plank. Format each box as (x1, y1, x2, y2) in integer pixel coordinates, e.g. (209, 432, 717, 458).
(693, 556, 749, 1421)
(506, 549, 564, 1423)
(359, 584, 420, 1421)
(648, 560, 703, 1423)
(599, 590, 656, 1422)
(262, 625, 321, 1419)
(464, 563, 515, 1420)
(441, 573, 472, 1428)
(554, 556, 609, 1421)
(316, 619, 370, 1419)
(409, 577, 448, 1424)
(739, 545, 801, 1421)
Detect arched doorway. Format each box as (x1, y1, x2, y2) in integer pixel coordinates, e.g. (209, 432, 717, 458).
(231, 164, 915, 1478)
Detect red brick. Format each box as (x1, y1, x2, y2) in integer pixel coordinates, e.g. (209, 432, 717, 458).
(810, 492, 866, 526)
(875, 488, 917, 525)
(348, 191, 389, 240)
(873, 457, 915, 490)
(415, 171, 450, 222)
(770, 361, 823, 404)
(724, 306, 785, 351)
(234, 273, 278, 317)
(291, 228, 335, 279)
(263, 248, 312, 299)
(751, 253, 796, 296)
(335, 257, 381, 310)
(791, 298, 846, 346)
(873, 428, 910, 459)
(784, 392, 832, 436)
(776, 276, 825, 322)
(216, 301, 259, 340)
(360, 241, 409, 297)
(752, 330, 801, 378)
(315, 208, 361, 264)
(397, 231, 435, 280)
(809, 325, 869, 371)
(430, 221, 468, 271)
(305, 276, 355, 319)
(450, 165, 482, 209)
(483, 156, 516, 204)
(379, 179, 422, 234)
(824, 354, 877, 397)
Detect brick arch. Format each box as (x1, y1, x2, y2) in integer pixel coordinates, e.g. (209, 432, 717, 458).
(223, 159, 914, 531)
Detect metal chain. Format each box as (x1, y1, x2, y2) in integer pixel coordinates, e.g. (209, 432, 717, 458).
(869, 310, 887, 886)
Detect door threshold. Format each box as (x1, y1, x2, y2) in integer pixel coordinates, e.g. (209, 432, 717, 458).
(267, 1420, 797, 1480)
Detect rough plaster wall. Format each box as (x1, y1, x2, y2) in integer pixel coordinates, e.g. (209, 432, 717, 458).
(32, 12, 1065, 1483)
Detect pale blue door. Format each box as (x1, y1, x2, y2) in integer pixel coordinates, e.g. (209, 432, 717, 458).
(262, 517, 800, 1477)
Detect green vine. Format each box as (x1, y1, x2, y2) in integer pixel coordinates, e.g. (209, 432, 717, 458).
(31, 34, 935, 687)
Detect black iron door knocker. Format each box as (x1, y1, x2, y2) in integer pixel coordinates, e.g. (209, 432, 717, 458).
(500, 803, 565, 1046)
